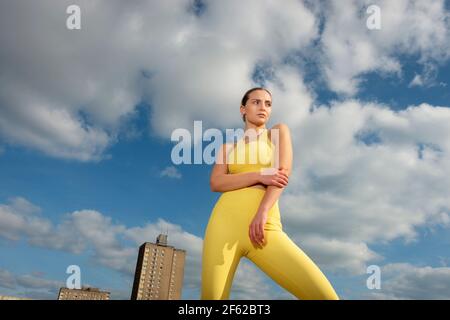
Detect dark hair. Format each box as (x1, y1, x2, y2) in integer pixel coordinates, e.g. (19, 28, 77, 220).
(240, 87, 272, 122)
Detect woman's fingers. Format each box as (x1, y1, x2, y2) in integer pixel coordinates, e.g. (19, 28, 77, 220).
(252, 224, 260, 248)
(277, 173, 289, 183)
(277, 177, 288, 186)
(278, 170, 288, 176)
(274, 173, 288, 183)
(253, 224, 260, 247)
(256, 223, 265, 248)
(258, 223, 264, 246)
(261, 170, 289, 188)
(249, 223, 262, 248)
(274, 177, 288, 187)
(249, 224, 255, 245)
(272, 179, 282, 188)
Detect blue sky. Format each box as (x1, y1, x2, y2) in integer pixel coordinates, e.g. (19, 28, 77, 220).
(1, 0, 450, 300)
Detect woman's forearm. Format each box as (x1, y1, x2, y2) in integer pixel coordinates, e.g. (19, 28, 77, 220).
(257, 123, 292, 214)
(257, 185, 284, 212)
(210, 171, 262, 192)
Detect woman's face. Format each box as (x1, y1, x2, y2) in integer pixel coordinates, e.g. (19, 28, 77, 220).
(241, 90, 272, 126)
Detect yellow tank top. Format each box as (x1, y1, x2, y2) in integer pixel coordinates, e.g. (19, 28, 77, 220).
(227, 129, 275, 174)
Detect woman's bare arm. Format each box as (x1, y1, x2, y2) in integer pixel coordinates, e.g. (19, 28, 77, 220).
(257, 123, 293, 211)
(210, 143, 262, 192)
(249, 123, 293, 247)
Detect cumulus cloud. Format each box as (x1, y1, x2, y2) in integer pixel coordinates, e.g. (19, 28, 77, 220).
(0, 0, 317, 160)
(1, 0, 449, 161)
(276, 100, 450, 275)
(0, 197, 145, 275)
(0, 197, 86, 253)
(319, 0, 450, 95)
(365, 263, 450, 299)
(0, 268, 64, 299)
(408, 62, 448, 88)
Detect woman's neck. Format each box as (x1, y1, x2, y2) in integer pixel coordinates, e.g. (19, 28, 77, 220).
(243, 124, 266, 143)
(244, 124, 266, 136)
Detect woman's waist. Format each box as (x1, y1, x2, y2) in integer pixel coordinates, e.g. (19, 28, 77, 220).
(225, 183, 269, 194)
(214, 185, 279, 211)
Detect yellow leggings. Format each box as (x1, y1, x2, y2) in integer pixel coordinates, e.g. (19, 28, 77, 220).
(201, 186, 339, 300)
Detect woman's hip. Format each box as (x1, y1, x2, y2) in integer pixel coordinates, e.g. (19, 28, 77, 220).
(208, 187, 281, 226)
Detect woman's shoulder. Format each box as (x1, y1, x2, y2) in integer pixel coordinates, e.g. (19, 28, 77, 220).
(220, 141, 237, 160)
(268, 123, 290, 140)
(269, 123, 290, 131)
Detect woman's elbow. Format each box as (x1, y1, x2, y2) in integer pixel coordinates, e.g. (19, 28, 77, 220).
(210, 179, 220, 192)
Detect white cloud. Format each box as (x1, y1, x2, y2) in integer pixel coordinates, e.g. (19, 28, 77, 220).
(263, 64, 315, 129)
(366, 263, 450, 299)
(320, 0, 450, 95)
(0, 0, 317, 160)
(277, 100, 450, 275)
(409, 74, 424, 87)
(0, 268, 64, 299)
(1, 0, 449, 161)
(160, 166, 182, 179)
(408, 63, 442, 88)
(0, 197, 51, 241)
(0, 269, 16, 290)
(230, 260, 280, 300)
(0, 81, 111, 161)
(144, 0, 317, 138)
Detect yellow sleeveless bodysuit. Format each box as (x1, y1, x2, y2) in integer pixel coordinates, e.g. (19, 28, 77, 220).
(201, 129, 339, 300)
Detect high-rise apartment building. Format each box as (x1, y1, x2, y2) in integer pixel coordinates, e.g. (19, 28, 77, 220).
(131, 234, 186, 300)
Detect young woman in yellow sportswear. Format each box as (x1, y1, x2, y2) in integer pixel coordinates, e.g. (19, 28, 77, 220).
(201, 87, 339, 300)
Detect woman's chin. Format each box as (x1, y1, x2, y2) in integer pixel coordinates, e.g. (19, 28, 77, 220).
(254, 118, 267, 125)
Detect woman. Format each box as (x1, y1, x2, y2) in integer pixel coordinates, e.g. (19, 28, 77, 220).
(201, 87, 339, 300)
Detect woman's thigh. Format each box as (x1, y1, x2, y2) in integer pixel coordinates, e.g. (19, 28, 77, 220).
(246, 230, 339, 300)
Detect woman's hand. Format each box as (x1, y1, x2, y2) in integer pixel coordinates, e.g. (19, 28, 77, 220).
(259, 167, 289, 188)
(249, 209, 268, 248)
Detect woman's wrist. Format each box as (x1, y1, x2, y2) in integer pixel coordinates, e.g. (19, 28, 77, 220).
(256, 206, 269, 216)
(253, 171, 262, 184)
